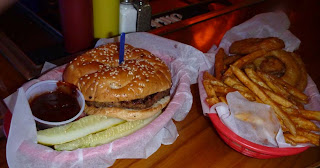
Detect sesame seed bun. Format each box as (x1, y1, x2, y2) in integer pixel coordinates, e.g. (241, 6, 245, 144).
(63, 43, 172, 120)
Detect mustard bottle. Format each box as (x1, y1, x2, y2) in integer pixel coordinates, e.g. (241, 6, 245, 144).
(93, 0, 119, 38)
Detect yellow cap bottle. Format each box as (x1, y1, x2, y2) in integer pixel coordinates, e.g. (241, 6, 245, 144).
(93, 0, 119, 38)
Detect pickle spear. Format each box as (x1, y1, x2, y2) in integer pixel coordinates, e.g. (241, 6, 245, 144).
(54, 112, 160, 151)
(37, 115, 125, 146)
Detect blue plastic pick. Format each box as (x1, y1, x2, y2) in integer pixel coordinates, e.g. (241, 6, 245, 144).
(119, 33, 125, 64)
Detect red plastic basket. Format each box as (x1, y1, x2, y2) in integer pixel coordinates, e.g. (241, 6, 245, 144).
(208, 113, 309, 159)
(3, 111, 12, 137)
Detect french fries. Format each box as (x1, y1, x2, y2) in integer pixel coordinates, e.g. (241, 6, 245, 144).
(289, 115, 319, 131)
(299, 109, 320, 121)
(244, 68, 270, 90)
(218, 96, 228, 104)
(223, 50, 268, 77)
(296, 129, 320, 146)
(202, 38, 320, 146)
(206, 97, 220, 106)
(269, 73, 308, 102)
(256, 71, 291, 98)
(203, 80, 217, 98)
(231, 65, 297, 136)
(262, 89, 296, 108)
(215, 48, 227, 80)
(284, 133, 310, 144)
(223, 55, 242, 66)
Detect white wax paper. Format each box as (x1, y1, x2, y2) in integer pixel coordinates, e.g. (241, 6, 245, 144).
(5, 32, 209, 168)
(198, 11, 320, 147)
(226, 92, 280, 147)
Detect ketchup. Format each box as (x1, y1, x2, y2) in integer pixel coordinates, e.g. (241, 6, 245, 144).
(29, 82, 80, 122)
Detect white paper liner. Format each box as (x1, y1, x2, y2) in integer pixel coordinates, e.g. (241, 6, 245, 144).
(4, 32, 209, 168)
(198, 11, 320, 148)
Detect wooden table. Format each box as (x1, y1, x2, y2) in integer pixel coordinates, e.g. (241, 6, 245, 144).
(1, 0, 320, 167)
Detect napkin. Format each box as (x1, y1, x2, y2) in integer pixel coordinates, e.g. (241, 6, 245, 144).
(5, 32, 209, 168)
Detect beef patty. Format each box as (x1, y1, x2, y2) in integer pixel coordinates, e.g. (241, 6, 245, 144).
(86, 89, 170, 109)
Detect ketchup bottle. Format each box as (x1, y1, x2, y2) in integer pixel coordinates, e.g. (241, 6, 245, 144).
(58, 0, 94, 53)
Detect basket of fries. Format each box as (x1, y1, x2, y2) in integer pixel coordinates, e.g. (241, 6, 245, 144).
(199, 35, 320, 158)
(199, 12, 320, 158)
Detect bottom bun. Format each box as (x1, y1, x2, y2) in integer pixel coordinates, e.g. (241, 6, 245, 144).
(84, 96, 170, 121)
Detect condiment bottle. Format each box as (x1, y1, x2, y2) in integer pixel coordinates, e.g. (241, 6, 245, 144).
(134, 0, 152, 32)
(92, 0, 119, 38)
(58, 0, 94, 53)
(119, 0, 137, 33)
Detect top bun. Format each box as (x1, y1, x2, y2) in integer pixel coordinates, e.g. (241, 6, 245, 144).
(63, 43, 172, 102)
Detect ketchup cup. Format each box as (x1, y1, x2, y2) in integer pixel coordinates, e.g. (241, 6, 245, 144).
(25, 80, 85, 130)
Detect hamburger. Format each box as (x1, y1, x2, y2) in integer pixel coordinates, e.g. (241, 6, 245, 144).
(63, 43, 172, 121)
